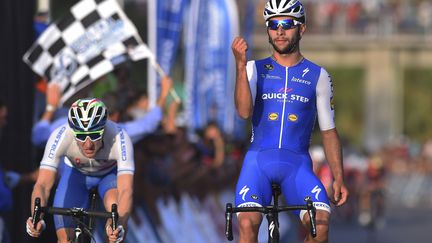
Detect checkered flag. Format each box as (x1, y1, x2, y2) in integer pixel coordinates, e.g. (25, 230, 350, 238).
(23, 0, 154, 104)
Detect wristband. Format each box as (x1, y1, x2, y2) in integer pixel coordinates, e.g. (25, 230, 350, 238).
(45, 104, 56, 112)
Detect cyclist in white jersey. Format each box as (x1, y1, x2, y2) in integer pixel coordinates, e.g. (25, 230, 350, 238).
(26, 98, 134, 243)
(232, 0, 349, 242)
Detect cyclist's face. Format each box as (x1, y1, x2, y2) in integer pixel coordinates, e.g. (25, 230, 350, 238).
(76, 137, 103, 158)
(267, 17, 305, 55)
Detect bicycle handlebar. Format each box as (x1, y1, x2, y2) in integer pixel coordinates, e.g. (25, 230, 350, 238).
(32, 198, 42, 229)
(32, 197, 119, 231)
(225, 204, 234, 241)
(225, 197, 317, 241)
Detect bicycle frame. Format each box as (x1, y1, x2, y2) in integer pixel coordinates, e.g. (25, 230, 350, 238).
(32, 196, 118, 243)
(225, 184, 317, 243)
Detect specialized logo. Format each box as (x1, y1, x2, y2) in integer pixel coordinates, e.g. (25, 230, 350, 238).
(239, 185, 250, 201)
(264, 64, 274, 70)
(269, 221, 275, 238)
(311, 185, 322, 200)
(302, 68, 310, 77)
(268, 112, 279, 121)
(288, 114, 298, 122)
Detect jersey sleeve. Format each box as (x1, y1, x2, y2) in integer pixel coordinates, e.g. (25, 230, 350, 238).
(246, 60, 258, 106)
(316, 68, 336, 131)
(39, 125, 69, 172)
(115, 128, 135, 175)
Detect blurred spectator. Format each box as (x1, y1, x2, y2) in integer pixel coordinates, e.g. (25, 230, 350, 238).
(417, 1, 432, 34)
(0, 98, 12, 243)
(195, 122, 225, 169)
(358, 152, 387, 229)
(31, 75, 173, 146)
(310, 145, 333, 196)
(0, 98, 38, 243)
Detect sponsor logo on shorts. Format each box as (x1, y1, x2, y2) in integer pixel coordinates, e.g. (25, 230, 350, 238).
(237, 202, 262, 208)
(239, 185, 250, 201)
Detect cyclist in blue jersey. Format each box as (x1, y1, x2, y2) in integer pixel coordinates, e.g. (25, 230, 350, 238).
(231, 0, 349, 242)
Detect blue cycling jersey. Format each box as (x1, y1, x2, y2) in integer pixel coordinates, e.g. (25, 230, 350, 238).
(247, 57, 335, 153)
(235, 57, 334, 217)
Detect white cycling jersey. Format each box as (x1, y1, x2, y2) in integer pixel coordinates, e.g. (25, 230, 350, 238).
(40, 120, 135, 176)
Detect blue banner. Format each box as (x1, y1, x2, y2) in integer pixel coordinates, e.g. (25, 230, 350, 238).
(147, 0, 186, 107)
(157, 0, 187, 75)
(185, 0, 244, 138)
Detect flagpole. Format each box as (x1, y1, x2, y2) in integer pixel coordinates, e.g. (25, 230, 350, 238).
(152, 61, 181, 103)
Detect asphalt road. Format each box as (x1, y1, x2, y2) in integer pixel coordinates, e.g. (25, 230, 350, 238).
(329, 204, 432, 243)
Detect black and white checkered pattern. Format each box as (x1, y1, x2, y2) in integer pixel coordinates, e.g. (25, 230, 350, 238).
(23, 0, 152, 104)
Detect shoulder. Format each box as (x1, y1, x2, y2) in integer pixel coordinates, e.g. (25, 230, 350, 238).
(302, 58, 323, 69)
(300, 58, 331, 85)
(50, 123, 71, 138)
(301, 58, 328, 75)
(249, 57, 273, 67)
(104, 120, 131, 140)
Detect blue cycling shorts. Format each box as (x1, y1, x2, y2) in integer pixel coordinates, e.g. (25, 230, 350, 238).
(235, 149, 331, 219)
(53, 165, 117, 230)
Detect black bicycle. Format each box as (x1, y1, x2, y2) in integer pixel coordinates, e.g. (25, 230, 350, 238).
(225, 184, 317, 243)
(32, 188, 118, 243)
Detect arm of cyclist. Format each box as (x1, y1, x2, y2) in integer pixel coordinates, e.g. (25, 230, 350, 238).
(106, 174, 133, 243)
(27, 126, 66, 237)
(232, 37, 253, 119)
(26, 169, 57, 237)
(321, 128, 349, 206)
(316, 68, 349, 206)
(116, 174, 133, 227)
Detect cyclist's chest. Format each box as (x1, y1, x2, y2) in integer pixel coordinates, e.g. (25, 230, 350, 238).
(65, 146, 117, 170)
(255, 67, 316, 110)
